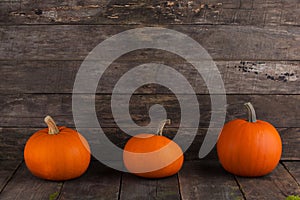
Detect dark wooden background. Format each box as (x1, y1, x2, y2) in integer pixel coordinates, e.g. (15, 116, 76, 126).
(0, 0, 299, 161)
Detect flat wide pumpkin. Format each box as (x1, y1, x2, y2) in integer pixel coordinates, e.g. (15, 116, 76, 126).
(123, 120, 184, 178)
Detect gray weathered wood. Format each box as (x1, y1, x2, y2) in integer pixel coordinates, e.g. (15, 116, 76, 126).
(282, 162, 300, 186)
(0, 1, 21, 24)
(1, 25, 299, 61)
(0, 94, 299, 128)
(0, 160, 21, 193)
(281, 128, 300, 161)
(178, 160, 244, 200)
(236, 163, 300, 199)
(1, 127, 299, 161)
(120, 173, 180, 200)
(1, 0, 299, 26)
(1, 160, 300, 199)
(0, 127, 117, 160)
(0, 60, 299, 94)
(0, 127, 210, 161)
(59, 161, 121, 200)
(0, 127, 36, 160)
(0, 163, 63, 200)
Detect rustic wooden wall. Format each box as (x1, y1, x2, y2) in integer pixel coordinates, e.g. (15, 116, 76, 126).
(0, 0, 299, 161)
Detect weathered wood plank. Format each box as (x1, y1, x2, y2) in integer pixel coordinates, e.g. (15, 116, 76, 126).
(2, 127, 298, 161)
(0, 60, 299, 94)
(59, 160, 121, 200)
(0, 163, 63, 200)
(0, 127, 35, 160)
(283, 162, 300, 186)
(0, 25, 299, 61)
(178, 160, 244, 200)
(0, 126, 211, 161)
(236, 163, 300, 200)
(0, 94, 299, 128)
(0, 160, 21, 193)
(0, 127, 118, 160)
(120, 173, 180, 200)
(281, 128, 300, 161)
(10, 0, 110, 24)
(0, 1, 20, 24)
(1, 0, 299, 26)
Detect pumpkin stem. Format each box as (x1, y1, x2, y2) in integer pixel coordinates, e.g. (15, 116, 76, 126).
(157, 119, 171, 136)
(244, 102, 257, 123)
(44, 116, 60, 134)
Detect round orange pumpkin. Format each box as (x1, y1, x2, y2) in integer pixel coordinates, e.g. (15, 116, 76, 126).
(123, 119, 184, 178)
(217, 102, 282, 177)
(24, 116, 91, 181)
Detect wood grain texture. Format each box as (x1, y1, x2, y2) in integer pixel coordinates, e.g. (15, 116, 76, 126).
(283, 162, 300, 186)
(0, 94, 299, 128)
(1, 0, 299, 26)
(0, 127, 211, 161)
(179, 160, 244, 200)
(120, 173, 180, 200)
(0, 163, 63, 200)
(0, 127, 118, 160)
(0, 60, 299, 94)
(0, 160, 21, 193)
(0, 1, 20, 24)
(1, 25, 299, 61)
(0, 127, 36, 160)
(2, 127, 299, 161)
(59, 160, 121, 200)
(236, 163, 300, 199)
(281, 128, 300, 161)
(1, 160, 300, 199)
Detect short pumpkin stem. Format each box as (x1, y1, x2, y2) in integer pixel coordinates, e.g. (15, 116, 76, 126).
(44, 116, 60, 135)
(244, 102, 257, 123)
(157, 119, 171, 136)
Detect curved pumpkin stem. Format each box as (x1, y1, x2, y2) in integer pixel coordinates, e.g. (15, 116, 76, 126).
(44, 116, 60, 135)
(244, 102, 257, 123)
(157, 119, 171, 136)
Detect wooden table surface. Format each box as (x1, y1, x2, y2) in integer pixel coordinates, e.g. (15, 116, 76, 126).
(1, 160, 299, 200)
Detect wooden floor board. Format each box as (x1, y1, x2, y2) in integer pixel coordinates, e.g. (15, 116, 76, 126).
(119, 173, 180, 200)
(283, 162, 300, 187)
(0, 163, 63, 200)
(236, 163, 300, 200)
(0, 160, 22, 193)
(1, 161, 300, 199)
(178, 160, 244, 200)
(58, 160, 121, 200)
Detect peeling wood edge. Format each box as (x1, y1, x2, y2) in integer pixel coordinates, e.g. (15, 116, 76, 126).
(1, 59, 300, 62)
(0, 23, 300, 28)
(1, 22, 300, 27)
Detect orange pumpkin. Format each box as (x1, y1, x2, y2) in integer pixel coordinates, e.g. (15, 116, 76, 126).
(123, 119, 184, 178)
(24, 116, 91, 181)
(217, 102, 282, 177)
